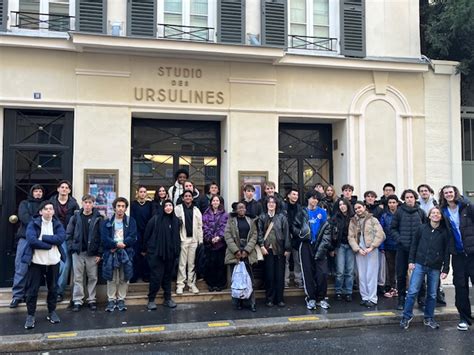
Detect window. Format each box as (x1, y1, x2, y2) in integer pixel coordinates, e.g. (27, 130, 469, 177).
(14, 0, 71, 31)
(462, 117, 473, 161)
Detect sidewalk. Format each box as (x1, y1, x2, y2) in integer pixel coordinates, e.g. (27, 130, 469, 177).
(0, 287, 470, 353)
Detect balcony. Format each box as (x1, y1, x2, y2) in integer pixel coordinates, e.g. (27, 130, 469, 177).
(10, 11, 73, 32)
(288, 34, 338, 52)
(157, 24, 214, 43)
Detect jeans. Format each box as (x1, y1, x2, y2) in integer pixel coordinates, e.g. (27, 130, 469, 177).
(335, 244, 355, 295)
(57, 241, 72, 296)
(12, 238, 29, 300)
(402, 264, 439, 320)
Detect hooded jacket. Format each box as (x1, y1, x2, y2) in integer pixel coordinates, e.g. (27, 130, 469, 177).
(390, 203, 426, 250)
(224, 214, 259, 265)
(380, 210, 398, 251)
(16, 184, 45, 241)
(66, 208, 103, 257)
(442, 200, 474, 255)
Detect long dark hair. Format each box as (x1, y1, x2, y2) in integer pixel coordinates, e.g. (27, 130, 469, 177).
(438, 185, 461, 208)
(335, 198, 354, 218)
(154, 185, 168, 202)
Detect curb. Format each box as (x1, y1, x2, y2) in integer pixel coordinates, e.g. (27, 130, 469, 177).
(0, 308, 461, 353)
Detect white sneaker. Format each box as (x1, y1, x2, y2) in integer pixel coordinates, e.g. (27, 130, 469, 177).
(190, 285, 200, 294)
(457, 321, 469, 331)
(317, 300, 331, 309)
(176, 286, 184, 295)
(305, 297, 316, 310)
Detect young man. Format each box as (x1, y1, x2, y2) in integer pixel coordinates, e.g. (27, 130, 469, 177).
(241, 184, 263, 218)
(101, 197, 137, 312)
(198, 182, 222, 213)
(364, 191, 382, 220)
(174, 190, 203, 294)
(439, 185, 474, 331)
(66, 195, 103, 312)
(314, 183, 325, 195)
(51, 180, 79, 303)
(130, 185, 153, 283)
(285, 188, 306, 288)
(417, 184, 437, 217)
(168, 169, 189, 205)
(10, 184, 45, 308)
(301, 191, 331, 309)
(339, 184, 358, 207)
(379, 183, 396, 209)
(23, 201, 66, 329)
(391, 189, 426, 310)
(259, 181, 286, 213)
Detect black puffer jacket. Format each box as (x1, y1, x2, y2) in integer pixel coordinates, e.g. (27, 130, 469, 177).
(330, 211, 352, 247)
(312, 221, 336, 261)
(366, 203, 383, 221)
(16, 184, 45, 242)
(442, 200, 474, 255)
(390, 203, 426, 250)
(286, 202, 310, 249)
(409, 223, 450, 273)
(66, 208, 103, 257)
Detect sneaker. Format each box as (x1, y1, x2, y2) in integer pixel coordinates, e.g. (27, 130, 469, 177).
(397, 297, 405, 311)
(400, 316, 413, 330)
(105, 300, 116, 312)
(176, 286, 184, 295)
(24, 315, 35, 329)
(56, 294, 64, 303)
(265, 301, 274, 307)
(423, 318, 440, 329)
(457, 321, 469, 331)
(88, 302, 97, 311)
(306, 297, 316, 310)
(10, 298, 21, 308)
(335, 294, 343, 301)
(47, 311, 61, 324)
(277, 301, 286, 308)
(365, 301, 377, 308)
(117, 300, 127, 311)
(344, 294, 353, 302)
(163, 299, 177, 308)
(250, 304, 257, 312)
(72, 303, 82, 312)
(317, 300, 331, 309)
(360, 300, 368, 306)
(190, 285, 200, 294)
(147, 301, 157, 311)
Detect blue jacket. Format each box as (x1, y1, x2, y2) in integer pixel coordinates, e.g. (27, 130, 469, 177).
(101, 215, 137, 281)
(380, 211, 398, 251)
(22, 216, 66, 264)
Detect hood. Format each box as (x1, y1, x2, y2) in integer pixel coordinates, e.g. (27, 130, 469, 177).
(27, 184, 46, 202)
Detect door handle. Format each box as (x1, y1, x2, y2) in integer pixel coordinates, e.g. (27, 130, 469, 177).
(9, 214, 18, 224)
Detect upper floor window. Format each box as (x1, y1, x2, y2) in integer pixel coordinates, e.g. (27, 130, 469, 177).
(11, 0, 72, 32)
(462, 112, 474, 161)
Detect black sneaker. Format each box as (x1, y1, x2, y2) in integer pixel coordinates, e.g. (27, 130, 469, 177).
(88, 302, 97, 311)
(397, 297, 405, 311)
(72, 303, 82, 312)
(423, 318, 440, 329)
(105, 300, 116, 312)
(24, 315, 35, 329)
(163, 299, 177, 308)
(400, 316, 413, 330)
(265, 301, 274, 307)
(9, 298, 21, 308)
(277, 301, 286, 308)
(47, 311, 61, 324)
(56, 294, 64, 303)
(344, 294, 352, 302)
(117, 300, 127, 311)
(335, 294, 343, 301)
(147, 301, 157, 311)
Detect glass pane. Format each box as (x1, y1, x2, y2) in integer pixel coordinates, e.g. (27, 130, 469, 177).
(279, 128, 331, 158)
(291, 24, 306, 36)
(19, 0, 40, 29)
(313, 25, 329, 38)
(179, 155, 218, 193)
(16, 114, 65, 145)
(279, 158, 298, 196)
(49, 0, 70, 31)
(131, 154, 174, 192)
(313, 0, 329, 30)
(290, 0, 306, 23)
(191, 0, 208, 15)
(165, 0, 182, 13)
(190, 15, 207, 27)
(16, 150, 64, 185)
(302, 158, 330, 192)
(463, 118, 472, 161)
(164, 13, 182, 25)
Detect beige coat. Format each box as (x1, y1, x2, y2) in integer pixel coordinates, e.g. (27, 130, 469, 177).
(224, 216, 258, 265)
(348, 212, 385, 252)
(174, 204, 203, 243)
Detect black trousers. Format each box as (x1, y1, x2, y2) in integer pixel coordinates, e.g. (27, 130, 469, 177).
(452, 253, 474, 324)
(299, 242, 328, 301)
(205, 248, 227, 288)
(147, 255, 174, 302)
(132, 231, 150, 282)
(385, 250, 397, 289)
(264, 249, 286, 304)
(231, 259, 256, 307)
(25, 262, 59, 316)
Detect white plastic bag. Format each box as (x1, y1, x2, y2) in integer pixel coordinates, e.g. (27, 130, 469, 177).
(231, 261, 253, 300)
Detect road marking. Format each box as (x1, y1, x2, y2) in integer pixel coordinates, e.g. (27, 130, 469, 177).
(141, 326, 165, 333)
(363, 312, 396, 317)
(288, 316, 319, 322)
(125, 328, 140, 333)
(207, 322, 231, 327)
(47, 332, 78, 339)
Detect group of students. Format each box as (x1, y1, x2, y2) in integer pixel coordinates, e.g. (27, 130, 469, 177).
(8, 170, 474, 334)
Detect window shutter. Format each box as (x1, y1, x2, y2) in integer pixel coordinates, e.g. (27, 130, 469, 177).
(0, 0, 7, 31)
(340, 0, 365, 57)
(217, 0, 245, 44)
(261, 0, 287, 47)
(127, 0, 156, 37)
(76, 0, 106, 33)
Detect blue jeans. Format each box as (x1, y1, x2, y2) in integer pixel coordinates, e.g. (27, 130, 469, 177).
(12, 238, 29, 299)
(57, 241, 72, 296)
(403, 263, 440, 319)
(335, 244, 355, 295)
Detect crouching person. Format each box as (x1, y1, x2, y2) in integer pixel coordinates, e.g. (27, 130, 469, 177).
(143, 200, 181, 310)
(67, 194, 103, 312)
(400, 206, 449, 330)
(225, 202, 258, 312)
(23, 201, 66, 329)
(102, 197, 137, 312)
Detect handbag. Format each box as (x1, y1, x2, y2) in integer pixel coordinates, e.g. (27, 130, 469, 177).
(256, 221, 274, 261)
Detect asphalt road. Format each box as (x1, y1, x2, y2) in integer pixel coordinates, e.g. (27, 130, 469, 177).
(30, 321, 473, 355)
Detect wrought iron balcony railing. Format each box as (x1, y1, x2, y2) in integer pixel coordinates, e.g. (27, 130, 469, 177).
(11, 11, 73, 31)
(158, 23, 214, 42)
(289, 34, 338, 52)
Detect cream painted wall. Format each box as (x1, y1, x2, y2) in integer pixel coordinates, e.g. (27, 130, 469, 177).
(246, 0, 261, 44)
(331, 120, 348, 192)
(107, 0, 127, 35)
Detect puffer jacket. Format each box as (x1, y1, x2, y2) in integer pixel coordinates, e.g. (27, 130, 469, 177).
(287, 202, 310, 250)
(66, 208, 103, 257)
(299, 221, 335, 261)
(390, 204, 426, 250)
(224, 215, 259, 265)
(348, 212, 385, 252)
(442, 200, 474, 255)
(257, 212, 291, 254)
(202, 208, 229, 251)
(380, 210, 398, 251)
(409, 223, 450, 274)
(16, 184, 45, 242)
(330, 211, 352, 247)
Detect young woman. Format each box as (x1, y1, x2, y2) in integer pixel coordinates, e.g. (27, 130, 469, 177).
(202, 195, 229, 291)
(258, 196, 291, 307)
(143, 200, 181, 310)
(332, 198, 355, 302)
(152, 185, 169, 216)
(224, 202, 258, 312)
(400, 206, 450, 330)
(348, 201, 385, 307)
(322, 184, 337, 217)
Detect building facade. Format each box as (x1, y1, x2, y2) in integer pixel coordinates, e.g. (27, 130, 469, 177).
(0, 0, 461, 286)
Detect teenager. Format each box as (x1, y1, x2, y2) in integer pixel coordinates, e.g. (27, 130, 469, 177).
(364, 191, 383, 220)
(417, 184, 437, 217)
(332, 198, 355, 302)
(51, 180, 79, 303)
(143, 199, 181, 310)
(439, 185, 474, 331)
(391, 189, 426, 310)
(130, 186, 153, 283)
(241, 184, 263, 218)
(102, 197, 137, 312)
(400, 206, 449, 330)
(339, 184, 358, 208)
(66, 195, 103, 312)
(300, 191, 332, 310)
(199, 182, 222, 214)
(321, 185, 336, 217)
(379, 183, 396, 209)
(176, 180, 201, 207)
(258, 196, 291, 307)
(259, 181, 286, 213)
(23, 201, 66, 329)
(152, 185, 169, 216)
(202, 195, 229, 291)
(380, 194, 399, 298)
(348, 201, 385, 307)
(225, 202, 258, 312)
(175, 190, 203, 294)
(168, 169, 189, 205)
(10, 184, 45, 308)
